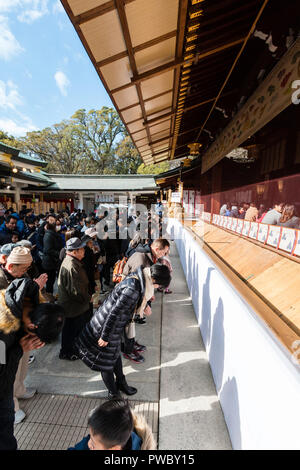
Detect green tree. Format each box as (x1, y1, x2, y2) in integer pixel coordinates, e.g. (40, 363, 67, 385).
(8, 107, 139, 174)
(137, 161, 170, 175)
(70, 107, 125, 173)
(0, 130, 19, 147)
(109, 136, 142, 174)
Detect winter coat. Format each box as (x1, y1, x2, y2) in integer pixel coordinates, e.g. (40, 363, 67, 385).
(68, 412, 156, 450)
(0, 266, 15, 290)
(0, 278, 40, 399)
(0, 224, 14, 244)
(76, 267, 145, 372)
(122, 250, 154, 277)
(244, 206, 258, 222)
(82, 245, 96, 296)
(42, 230, 62, 271)
(57, 254, 91, 318)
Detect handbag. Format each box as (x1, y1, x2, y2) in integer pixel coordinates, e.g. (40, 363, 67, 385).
(124, 319, 135, 339)
(124, 275, 138, 339)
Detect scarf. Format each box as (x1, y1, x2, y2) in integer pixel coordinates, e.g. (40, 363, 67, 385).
(136, 267, 154, 318)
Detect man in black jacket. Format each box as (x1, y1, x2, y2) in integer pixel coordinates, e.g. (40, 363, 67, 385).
(0, 278, 64, 450)
(42, 222, 63, 294)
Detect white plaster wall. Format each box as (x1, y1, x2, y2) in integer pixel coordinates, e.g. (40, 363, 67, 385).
(168, 218, 300, 450)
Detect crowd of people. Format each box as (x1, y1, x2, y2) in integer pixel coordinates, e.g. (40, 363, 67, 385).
(0, 199, 172, 450)
(219, 201, 300, 228)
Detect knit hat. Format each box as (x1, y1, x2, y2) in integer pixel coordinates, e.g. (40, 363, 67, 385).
(6, 246, 33, 265)
(0, 243, 17, 256)
(16, 240, 33, 249)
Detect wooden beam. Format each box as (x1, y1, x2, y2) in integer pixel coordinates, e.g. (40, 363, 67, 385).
(144, 110, 175, 126)
(131, 59, 184, 85)
(170, 0, 189, 167)
(119, 89, 173, 113)
(152, 148, 172, 157)
(74, 0, 135, 25)
(111, 38, 245, 94)
(134, 125, 171, 142)
(114, 0, 155, 159)
(149, 134, 173, 146)
(96, 30, 177, 68)
(196, 0, 270, 145)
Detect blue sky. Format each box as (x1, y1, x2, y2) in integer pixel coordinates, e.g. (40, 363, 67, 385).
(0, 0, 114, 137)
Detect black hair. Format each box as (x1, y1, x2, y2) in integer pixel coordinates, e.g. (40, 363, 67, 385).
(87, 399, 133, 449)
(45, 222, 56, 232)
(25, 216, 36, 224)
(150, 263, 171, 288)
(5, 215, 17, 223)
(28, 303, 65, 343)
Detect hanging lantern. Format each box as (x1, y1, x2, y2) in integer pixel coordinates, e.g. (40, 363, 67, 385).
(187, 142, 202, 156)
(182, 157, 192, 167)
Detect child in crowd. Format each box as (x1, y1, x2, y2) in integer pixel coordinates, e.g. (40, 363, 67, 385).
(68, 399, 156, 451)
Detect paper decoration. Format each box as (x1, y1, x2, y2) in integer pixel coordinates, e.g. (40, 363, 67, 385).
(226, 217, 233, 230)
(194, 191, 201, 217)
(236, 219, 244, 234)
(204, 212, 211, 222)
(293, 232, 300, 256)
(257, 224, 269, 243)
(215, 214, 221, 225)
(171, 192, 181, 203)
(279, 228, 297, 253)
(231, 217, 238, 232)
(266, 226, 282, 248)
(183, 190, 189, 213)
(188, 190, 195, 216)
(242, 220, 251, 237)
(248, 222, 259, 240)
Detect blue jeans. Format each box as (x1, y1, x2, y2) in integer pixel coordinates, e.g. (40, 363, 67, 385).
(0, 392, 17, 450)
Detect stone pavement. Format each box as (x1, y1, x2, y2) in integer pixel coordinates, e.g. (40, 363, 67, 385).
(15, 242, 231, 450)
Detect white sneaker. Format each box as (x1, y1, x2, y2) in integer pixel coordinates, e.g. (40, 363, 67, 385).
(14, 409, 26, 424)
(17, 388, 37, 399)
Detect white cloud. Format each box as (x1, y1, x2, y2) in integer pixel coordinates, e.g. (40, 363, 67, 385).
(0, 15, 23, 60)
(54, 71, 70, 96)
(0, 1, 49, 23)
(0, 80, 23, 110)
(0, 1, 21, 13)
(17, 0, 49, 24)
(0, 117, 37, 136)
(53, 0, 64, 14)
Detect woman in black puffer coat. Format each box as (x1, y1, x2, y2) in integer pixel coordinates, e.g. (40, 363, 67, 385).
(75, 264, 171, 398)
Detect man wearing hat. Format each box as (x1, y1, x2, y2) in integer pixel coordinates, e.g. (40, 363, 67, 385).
(57, 237, 91, 360)
(0, 246, 39, 424)
(0, 243, 17, 266)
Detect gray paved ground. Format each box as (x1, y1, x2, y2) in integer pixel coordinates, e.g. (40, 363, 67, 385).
(16, 242, 231, 450)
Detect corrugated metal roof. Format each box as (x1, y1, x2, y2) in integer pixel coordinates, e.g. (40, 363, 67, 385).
(46, 174, 157, 191)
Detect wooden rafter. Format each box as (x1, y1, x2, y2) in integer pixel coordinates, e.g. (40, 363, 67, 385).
(195, 0, 270, 146)
(114, 0, 155, 160)
(170, 0, 189, 161)
(74, 0, 135, 25)
(96, 30, 177, 68)
(119, 89, 173, 113)
(111, 38, 245, 95)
